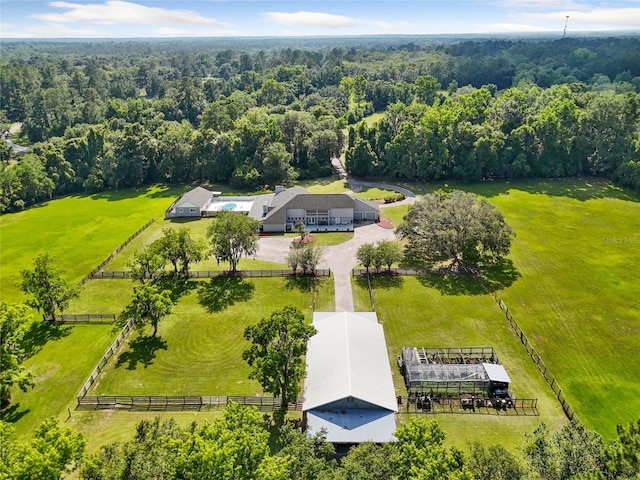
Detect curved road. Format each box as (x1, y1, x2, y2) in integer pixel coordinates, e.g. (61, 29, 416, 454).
(256, 161, 419, 311)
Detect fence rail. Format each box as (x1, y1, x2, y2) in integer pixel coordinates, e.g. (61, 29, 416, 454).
(42, 313, 116, 323)
(352, 267, 470, 276)
(402, 396, 538, 416)
(78, 217, 155, 285)
(492, 293, 576, 421)
(76, 395, 302, 412)
(96, 269, 331, 279)
(77, 318, 134, 398)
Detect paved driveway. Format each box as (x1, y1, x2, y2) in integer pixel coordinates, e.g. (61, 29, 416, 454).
(254, 167, 419, 312)
(256, 220, 403, 312)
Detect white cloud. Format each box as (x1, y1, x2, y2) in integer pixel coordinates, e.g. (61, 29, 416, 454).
(261, 11, 365, 28)
(2, 22, 101, 38)
(500, 0, 587, 9)
(32, 0, 229, 26)
(522, 7, 640, 28)
(261, 10, 417, 34)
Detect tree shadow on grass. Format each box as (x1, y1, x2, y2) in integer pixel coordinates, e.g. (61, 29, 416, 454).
(416, 272, 491, 296)
(154, 275, 198, 303)
(457, 177, 640, 203)
(481, 257, 521, 293)
(283, 275, 323, 294)
(197, 276, 255, 313)
(22, 321, 73, 358)
(115, 334, 168, 370)
(0, 403, 31, 423)
(354, 272, 405, 291)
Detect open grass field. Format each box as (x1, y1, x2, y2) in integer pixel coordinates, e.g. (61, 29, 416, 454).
(356, 177, 640, 441)
(2, 176, 638, 456)
(90, 276, 332, 396)
(353, 274, 568, 451)
(0, 184, 187, 300)
(300, 178, 350, 194)
(4, 323, 115, 438)
(468, 179, 640, 438)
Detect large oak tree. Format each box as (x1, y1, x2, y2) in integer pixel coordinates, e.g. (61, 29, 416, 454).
(207, 211, 261, 273)
(396, 190, 514, 270)
(242, 306, 316, 408)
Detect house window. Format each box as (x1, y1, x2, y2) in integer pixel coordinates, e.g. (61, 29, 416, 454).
(178, 208, 184, 213)
(189, 208, 197, 213)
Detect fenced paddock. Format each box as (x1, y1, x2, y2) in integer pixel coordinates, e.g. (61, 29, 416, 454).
(352, 267, 468, 276)
(42, 313, 116, 323)
(78, 217, 155, 285)
(95, 269, 331, 279)
(76, 395, 303, 412)
(492, 292, 576, 421)
(77, 318, 135, 399)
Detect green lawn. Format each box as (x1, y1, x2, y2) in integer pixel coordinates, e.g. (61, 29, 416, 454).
(353, 186, 395, 200)
(90, 276, 332, 396)
(3, 177, 638, 453)
(353, 275, 568, 452)
(301, 178, 351, 194)
(3, 323, 115, 439)
(357, 177, 640, 441)
(475, 179, 640, 438)
(0, 184, 186, 301)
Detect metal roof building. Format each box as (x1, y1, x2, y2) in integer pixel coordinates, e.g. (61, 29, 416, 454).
(302, 312, 397, 444)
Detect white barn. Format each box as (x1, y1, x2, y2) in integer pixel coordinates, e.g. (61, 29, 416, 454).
(302, 312, 397, 445)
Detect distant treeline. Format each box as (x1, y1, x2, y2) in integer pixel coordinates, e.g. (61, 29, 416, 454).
(1, 35, 639, 212)
(346, 83, 640, 189)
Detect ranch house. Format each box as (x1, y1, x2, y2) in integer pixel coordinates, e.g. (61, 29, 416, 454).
(165, 185, 380, 233)
(249, 186, 379, 233)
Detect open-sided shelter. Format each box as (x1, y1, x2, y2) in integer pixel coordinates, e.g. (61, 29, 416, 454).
(303, 312, 397, 445)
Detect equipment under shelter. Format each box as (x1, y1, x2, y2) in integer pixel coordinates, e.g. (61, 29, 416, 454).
(399, 347, 511, 397)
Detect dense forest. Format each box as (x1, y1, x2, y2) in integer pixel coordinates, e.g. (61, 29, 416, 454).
(1, 35, 639, 212)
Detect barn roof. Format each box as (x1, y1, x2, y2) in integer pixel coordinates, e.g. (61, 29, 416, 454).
(305, 409, 397, 444)
(302, 312, 398, 412)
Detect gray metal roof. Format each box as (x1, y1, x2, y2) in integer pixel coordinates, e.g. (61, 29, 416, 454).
(306, 409, 397, 444)
(175, 186, 213, 209)
(303, 312, 398, 412)
(259, 187, 361, 225)
(350, 195, 381, 212)
(483, 363, 511, 384)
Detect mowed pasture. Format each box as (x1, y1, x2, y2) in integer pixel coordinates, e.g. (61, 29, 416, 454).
(353, 275, 568, 451)
(0, 184, 186, 301)
(90, 276, 333, 396)
(1, 177, 638, 452)
(473, 179, 640, 438)
(361, 178, 640, 440)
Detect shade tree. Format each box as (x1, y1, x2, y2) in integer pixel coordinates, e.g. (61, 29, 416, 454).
(125, 247, 166, 284)
(396, 190, 514, 270)
(0, 303, 35, 405)
(0, 418, 85, 480)
(243, 305, 316, 408)
(120, 283, 173, 337)
(207, 211, 261, 273)
(20, 253, 80, 319)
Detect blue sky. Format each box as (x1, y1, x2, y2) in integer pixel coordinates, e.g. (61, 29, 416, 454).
(1, 0, 638, 38)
